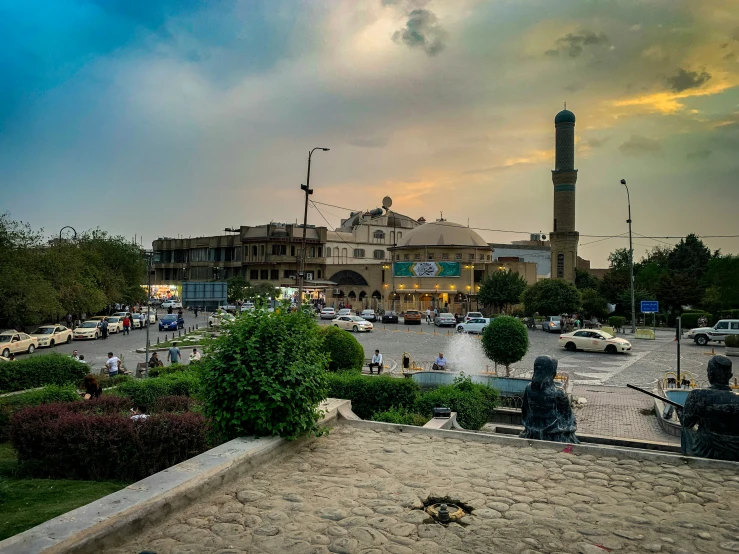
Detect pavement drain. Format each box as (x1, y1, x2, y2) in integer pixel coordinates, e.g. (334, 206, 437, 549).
(420, 496, 474, 525)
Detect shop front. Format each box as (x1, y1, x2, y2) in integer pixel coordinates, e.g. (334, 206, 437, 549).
(143, 284, 182, 301)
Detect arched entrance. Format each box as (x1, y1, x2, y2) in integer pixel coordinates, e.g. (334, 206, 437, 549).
(371, 290, 381, 310)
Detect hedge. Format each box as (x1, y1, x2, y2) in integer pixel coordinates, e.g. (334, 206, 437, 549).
(371, 406, 429, 426)
(415, 377, 498, 431)
(719, 309, 739, 319)
(114, 372, 201, 412)
(0, 385, 80, 441)
(320, 326, 365, 372)
(147, 362, 191, 378)
(325, 373, 420, 419)
(0, 354, 88, 393)
(9, 403, 209, 481)
(608, 316, 627, 329)
(97, 374, 132, 389)
(679, 312, 712, 329)
(725, 335, 739, 348)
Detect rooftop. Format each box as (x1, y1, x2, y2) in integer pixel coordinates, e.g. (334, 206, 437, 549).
(399, 220, 489, 248)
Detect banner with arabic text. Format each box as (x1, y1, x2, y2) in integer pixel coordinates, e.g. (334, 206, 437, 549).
(393, 261, 460, 277)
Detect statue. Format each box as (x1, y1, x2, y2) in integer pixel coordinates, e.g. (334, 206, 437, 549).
(679, 355, 739, 461)
(520, 355, 579, 444)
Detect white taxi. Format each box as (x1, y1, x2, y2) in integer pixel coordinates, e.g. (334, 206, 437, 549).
(0, 331, 39, 357)
(331, 315, 373, 333)
(31, 325, 74, 347)
(559, 330, 632, 354)
(74, 321, 102, 340)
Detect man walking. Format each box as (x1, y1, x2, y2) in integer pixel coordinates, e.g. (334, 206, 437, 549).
(106, 352, 120, 377)
(368, 349, 383, 374)
(194, 306, 199, 318)
(122, 315, 131, 335)
(101, 319, 109, 340)
(426, 308, 432, 325)
(168, 342, 181, 365)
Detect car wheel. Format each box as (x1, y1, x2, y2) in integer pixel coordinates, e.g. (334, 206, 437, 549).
(334, 324, 339, 328)
(457, 326, 464, 333)
(50, 340, 55, 346)
(28, 344, 35, 354)
(605, 345, 617, 354)
(66, 335, 72, 343)
(352, 325, 358, 332)
(695, 335, 708, 346)
(565, 342, 576, 352)
(1, 348, 9, 358)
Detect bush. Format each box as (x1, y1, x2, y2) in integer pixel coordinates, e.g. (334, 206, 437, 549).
(679, 312, 712, 329)
(115, 372, 200, 412)
(608, 316, 627, 329)
(9, 404, 209, 481)
(320, 326, 365, 372)
(726, 335, 739, 348)
(415, 375, 498, 430)
(96, 374, 132, 389)
(719, 309, 739, 319)
(371, 406, 429, 426)
(148, 363, 189, 378)
(325, 372, 420, 419)
(152, 395, 193, 413)
(0, 384, 80, 441)
(0, 354, 88, 393)
(481, 316, 529, 377)
(65, 396, 133, 414)
(200, 306, 329, 440)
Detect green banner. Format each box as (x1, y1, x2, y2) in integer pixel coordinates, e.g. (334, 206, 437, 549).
(393, 261, 460, 277)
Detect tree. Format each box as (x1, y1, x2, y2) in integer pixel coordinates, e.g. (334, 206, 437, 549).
(656, 273, 703, 312)
(227, 277, 250, 303)
(574, 268, 600, 291)
(481, 316, 529, 377)
(580, 289, 609, 319)
(667, 234, 715, 281)
(320, 326, 364, 372)
(477, 269, 527, 313)
(246, 282, 280, 305)
(704, 255, 739, 310)
(522, 279, 581, 316)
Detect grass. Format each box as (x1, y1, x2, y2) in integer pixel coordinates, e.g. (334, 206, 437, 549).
(155, 329, 217, 350)
(0, 443, 131, 541)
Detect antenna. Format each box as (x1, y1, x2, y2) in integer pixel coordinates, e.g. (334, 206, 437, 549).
(564, 101, 567, 110)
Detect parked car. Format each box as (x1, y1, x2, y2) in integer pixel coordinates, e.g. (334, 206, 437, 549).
(320, 307, 336, 320)
(240, 302, 255, 312)
(106, 316, 124, 333)
(159, 314, 185, 331)
(381, 311, 399, 324)
(456, 318, 490, 334)
(73, 321, 102, 340)
(0, 331, 38, 357)
(705, 320, 739, 344)
(434, 313, 457, 327)
(140, 309, 157, 323)
(332, 315, 373, 333)
(87, 316, 108, 322)
(403, 310, 422, 325)
(112, 311, 132, 320)
(209, 312, 235, 328)
(360, 309, 377, 322)
(338, 308, 352, 317)
(464, 312, 484, 322)
(559, 330, 632, 354)
(31, 325, 74, 347)
(161, 300, 183, 309)
(542, 316, 562, 333)
(131, 314, 148, 329)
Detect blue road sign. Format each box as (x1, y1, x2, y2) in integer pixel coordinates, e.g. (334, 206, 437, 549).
(641, 300, 659, 313)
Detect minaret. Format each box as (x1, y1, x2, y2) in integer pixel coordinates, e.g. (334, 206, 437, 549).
(550, 106, 579, 282)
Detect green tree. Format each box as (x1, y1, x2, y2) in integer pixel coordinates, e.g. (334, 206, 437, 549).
(580, 289, 609, 319)
(246, 282, 279, 304)
(522, 279, 581, 316)
(667, 234, 715, 281)
(574, 268, 600, 291)
(656, 273, 703, 312)
(227, 277, 250, 303)
(481, 316, 529, 377)
(477, 269, 527, 313)
(704, 255, 739, 310)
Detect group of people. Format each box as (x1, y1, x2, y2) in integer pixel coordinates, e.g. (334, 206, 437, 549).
(559, 314, 583, 333)
(368, 350, 447, 373)
(147, 343, 201, 369)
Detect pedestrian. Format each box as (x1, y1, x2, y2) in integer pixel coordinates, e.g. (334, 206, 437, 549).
(433, 307, 438, 319)
(66, 313, 73, 329)
(178, 308, 183, 319)
(167, 306, 173, 315)
(101, 319, 109, 339)
(122, 316, 131, 335)
(426, 308, 432, 325)
(71, 350, 80, 361)
(189, 348, 201, 362)
(105, 352, 120, 377)
(432, 353, 447, 371)
(368, 349, 383, 374)
(194, 306, 199, 317)
(168, 342, 181, 365)
(83, 375, 102, 399)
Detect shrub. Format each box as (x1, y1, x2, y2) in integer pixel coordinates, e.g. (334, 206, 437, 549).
(608, 316, 627, 329)
(65, 396, 133, 414)
(725, 335, 739, 348)
(96, 374, 132, 389)
(371, 406, 429, 426)
(481, 316, 529, 377)
(720, 309, 739, 319)
(0, 354, 88, 393)
(325, 372, 420, 419)
(148, 362, 189, 378)
(115, 371, 200, 412)
(679, 312, 712, 330)
(0, 384, 80, 441)
(200, 306, 328, 440)
(415, 375, 498, 430)
(320, 326, 365, 372)
(9, 404, 210, 481)
(152, 395, 193, 413)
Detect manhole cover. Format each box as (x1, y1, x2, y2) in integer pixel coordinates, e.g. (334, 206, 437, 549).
(419, 496, 473, 524)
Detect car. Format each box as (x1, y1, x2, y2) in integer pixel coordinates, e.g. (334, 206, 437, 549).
(139, 309, 157, 323)
(464, 312, 484, 322)
(337, 308, 352, 317)
(161, 300, 183, 309)
(74, 321, 102, 340)
(159, 314, 185, 331)
(559, 330, 632, 354)
(542, 316, 562, 333)
(240, 302, 255, 312)
(112, 311, 132, 320)
(434, 313, 457, 327)
(320, 307, 336, 320)
(87, 316, 108, 322)
(456, 318, 490, 334)
(381, 311, 399, 324)
(332, 315, 373, 332)
(149, 298, 162, 306)
(0, 331, 39, 357)
(131, 314, 148, 329)
(705, 319, 739, 344)
(360, 309, 377, 322)
(31, 325, 74, 347)
(106, 316, 124, 333)
(209, 312, 235, 327)
(403, 310, 422, 325)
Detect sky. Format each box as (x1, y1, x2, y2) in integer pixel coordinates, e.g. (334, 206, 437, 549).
(1, 0, 738, 267)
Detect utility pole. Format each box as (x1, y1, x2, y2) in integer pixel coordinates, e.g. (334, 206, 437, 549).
(621, 179, 636, 334)
(297, 147, 330, 306)
(144, 251, 153, 369)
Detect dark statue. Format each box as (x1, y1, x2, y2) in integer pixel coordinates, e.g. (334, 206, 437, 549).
(679, 355, 739, 461)
(520, 355, 579, 444)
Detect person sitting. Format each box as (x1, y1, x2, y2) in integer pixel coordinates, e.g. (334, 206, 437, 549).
(432, 353, 447, 371)
(189, 348, 201, 363)
(368, 349, 383, 374)
(82, 375, 102, 399)
(148, 352, 163, 368)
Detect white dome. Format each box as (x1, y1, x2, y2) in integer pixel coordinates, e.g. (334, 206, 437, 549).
(398, 221, 488, 247)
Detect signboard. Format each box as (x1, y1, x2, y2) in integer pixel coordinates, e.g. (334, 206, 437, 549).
(393, 261, 460, 278)
(640, 300, 659, 313)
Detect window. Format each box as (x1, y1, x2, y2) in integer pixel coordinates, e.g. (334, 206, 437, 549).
(284, 270, 294, 279)
(390, 231, 395, 245)
(396, 255, 400, 260)
(271, 244, 286, 256)
(731, 322, 739, 330)
(354, 249, 365, 258)
(260, 245, 265, 256)
(318, 247, 322, 257)
(479, 254, 485, 261)
(414, 254, 421, 260)
(252, 246, 258, 257)
(397, 232, 402, 240)
(442, 253, 449, 260)
(333, 247, 339, 258)
(487, 255, 491, 261)
(341, 248, 347, 262)
(270, 269, 279, 280)
(310, 246, 315, 258)
(428, 253, 434, 260)
(404, 254, 409, 261)
(373, 230, 385, 243)
(318, 270, 322, 279)
(557, 253, 565, 279)
(250, 270, 258, 280)
(291, 245, 296, 256)
(468, 254, 474, 261)
(260, 269, 269, 280)
(715, 321, 729, 330)
(373, 250, 385, 260)
(455, 253, 462, 260)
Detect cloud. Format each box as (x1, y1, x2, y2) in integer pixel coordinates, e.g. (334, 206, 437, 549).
(584, 136, 610, 149)
(546, 31, 609, 58)
(392, 8, 447, 56)
(686, 149, 712, 159)
(348, 136, 390, 148)
(666, 68, 711, 92)
(619, 135, 662, 156)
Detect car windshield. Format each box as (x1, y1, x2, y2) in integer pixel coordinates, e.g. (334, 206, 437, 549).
(0, 335, 12, 342)
(162, 315, 176, 321)
(350, 316, 367, 322)
(468, 313, 482, 318)
(407, 311, 419, 315)
(599, 332, 614, 339)
(33, 328, 55, 334)
(109, 317, 120, 322)
(80, 322, 97, 328)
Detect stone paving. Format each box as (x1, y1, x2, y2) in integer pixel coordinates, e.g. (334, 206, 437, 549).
(113, 425, 739, 554)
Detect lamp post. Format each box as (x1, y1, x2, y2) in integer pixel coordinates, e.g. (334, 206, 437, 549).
(59, 226, 77, 243)
(143, 250, 154, 369)
(620, 179, 636, 334)
(297, 147, 330, 306)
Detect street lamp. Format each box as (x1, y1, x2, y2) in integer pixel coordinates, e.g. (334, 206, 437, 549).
(59, 226, 77, 243)
(297, 147, 330, 306)
(142, 250, 154, 370)
(620, 179, 636, 334)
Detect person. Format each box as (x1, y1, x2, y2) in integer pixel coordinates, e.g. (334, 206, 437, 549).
(100, 319, 109, 340)
(178, 308, 183, 319)
(83, 375, 102, 399)
(7, 353, 15, 361)
(78, 354, 86, 362)
(66, 313, 73, 329)
(368, 349, 383, 374)
(167, 306, 173, 315)
(194, 306, 199, 317)
(168, 342, 181, 364)
(433, 307, 438, 319)
(432, 353, 447, 371)
(148, 352, 163, 368)
(425, 308, 432, 324)
(71, 350, 80, 361)
(189, 348, 201, 363)
(122, 315, 131, 336)
(105, 352, 120, 377)
(130, 408, 149, 421)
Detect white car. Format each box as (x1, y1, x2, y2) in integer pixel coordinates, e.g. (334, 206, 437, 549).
(456, 318, 490, 334)
(332, 315, 373, 332)
(209, 312, 235, 328)
(0, 331, 38, 357)
(74, 321, 102, 340)
(359, 309, 377, 322)
(338, 308, 352, 317)
(240, 302, 255, 312)
(320, 307, 336, 320)
(161, 300, 183, 309)
(31, 325, 74, 347)
(464, 312, 484, 322)
(559, 330, 632, 354)
(706, 320, 739, 344)
(131, 314, 148, 329)
(140, 309, 157, 323)
(106, 316, 125, 333)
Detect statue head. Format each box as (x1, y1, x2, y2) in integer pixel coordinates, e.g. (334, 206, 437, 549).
(532, 355, 557, 391)
(707, 355, 733, 386)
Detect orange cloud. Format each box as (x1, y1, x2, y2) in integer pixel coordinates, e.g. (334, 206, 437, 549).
(613, 82, 737, 114)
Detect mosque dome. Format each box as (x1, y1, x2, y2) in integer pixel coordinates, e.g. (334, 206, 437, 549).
(398, 220, 488, 247)
(555, 109, 576, 125)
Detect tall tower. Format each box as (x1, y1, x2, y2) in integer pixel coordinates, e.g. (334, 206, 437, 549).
(550, 107, 579, 282)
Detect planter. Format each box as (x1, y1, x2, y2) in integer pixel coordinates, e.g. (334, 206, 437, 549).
(726, 346, 739, 357)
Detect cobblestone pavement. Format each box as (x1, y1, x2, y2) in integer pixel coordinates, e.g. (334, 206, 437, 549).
(113, 425, 739, 554)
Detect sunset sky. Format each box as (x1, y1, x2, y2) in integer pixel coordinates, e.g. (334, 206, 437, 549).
(2, 0, 738, 266)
